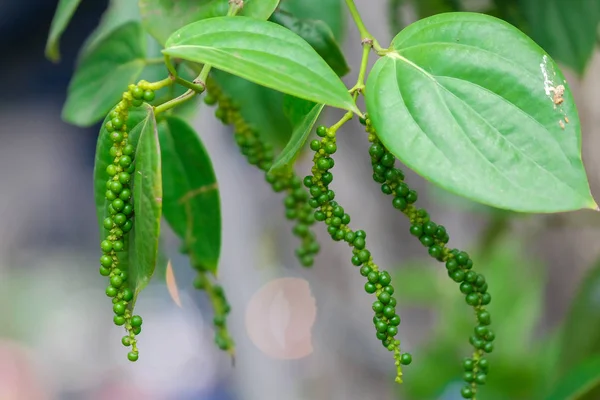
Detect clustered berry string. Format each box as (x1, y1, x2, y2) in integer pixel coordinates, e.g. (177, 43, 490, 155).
(304, 122, 412, 383)
(180, 243, 235, 355)
(99, 82, 156, 362)
(203, 77, 320, 267)
(362, 115, 494, 399)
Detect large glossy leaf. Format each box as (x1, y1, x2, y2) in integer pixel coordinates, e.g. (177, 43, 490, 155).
(62, 22, 146, 127)
(159, 116, 221, 273)
(365, 12, 596, 213)
(131, 110, 162, 299)
(521, 0, 600, 76)
(559, 260, 600, 374)
(139, 0, 279, 46)
(163, 17, 358, 113)
(93, 106, 150, 236)
(269, 11, 349, 77)
(545, 356, 600, 400)
(269, 99, 324, 175)
(45, 0, 82, 62)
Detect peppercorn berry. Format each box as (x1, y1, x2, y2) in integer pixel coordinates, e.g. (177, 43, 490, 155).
(363, 118, 494, 394)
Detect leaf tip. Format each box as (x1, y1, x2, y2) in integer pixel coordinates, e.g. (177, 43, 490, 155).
(45, 47, 60, 63)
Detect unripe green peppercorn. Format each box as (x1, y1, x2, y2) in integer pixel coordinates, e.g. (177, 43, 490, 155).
(113, 302, 126, 315)
(100, 255, 113, 267)
(131, 315, 143, 327)
(143, 90, 155, 102)
(400, 353, 412, 365)
(478, 310, 491, 325)
(101, 240, 113, 252)
(372, 301, 384, 313)
(364, 282, 377, 293)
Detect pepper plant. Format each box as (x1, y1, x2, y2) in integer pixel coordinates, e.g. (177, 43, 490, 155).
(46, 0, 598, 399)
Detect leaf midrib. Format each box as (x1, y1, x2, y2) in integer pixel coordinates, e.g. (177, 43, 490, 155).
(397, 41, 542, 81)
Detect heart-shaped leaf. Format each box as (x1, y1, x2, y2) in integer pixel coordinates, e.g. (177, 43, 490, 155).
(131, 109, 162, 299)
(270, 98, 324, 175)
(139, 0, 280, 46)
(366, 12, 596, 213)
(45, 0, 82, 62)
(63, 22, 147, 127)
(163, 17, 358, 113)
(521, 0, 600, 76)
(159, 116, 221, 273)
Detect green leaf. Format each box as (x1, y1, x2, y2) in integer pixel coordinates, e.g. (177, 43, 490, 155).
(139, 0, 279, 46)
(269, 11, 349, 77)
(283, 95, 319, 127)
(45, 0, 82, 62)
(158, 116, 221, 273)
(546, 356, 600, 400)
(243, 0, 280, 21)
(163, 17, 358, 113)
(62, 22, 146, 127)
(131, 109, 162, 299)
(79, 0, 141, 58)
(559, 260, 600, 374)
(521, 0, 600, 76)
(279, 0, 345, 41)
(269, 98, 324, 175)
(93, 107, 150, 236)
(208, 0, 347, 148)
(365, 12, 597, 213)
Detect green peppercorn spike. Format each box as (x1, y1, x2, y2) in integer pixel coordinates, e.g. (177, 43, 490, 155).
(205, 77, 320, 268)
(363, 115, 494, 394)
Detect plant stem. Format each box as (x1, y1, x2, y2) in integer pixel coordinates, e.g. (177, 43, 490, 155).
(154, 90, 197, 114)
(350, 43, 371, 94)
(155, 3, 241, 115)
(175, 76, 205, 93)
(345, 0, 372, 39)
(146, 77, 174, 91)
(145, 57, 166, 65)
(164, 54, 178, 77)
(330, 92, 360, 133)
(344, 0, 386, 52)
